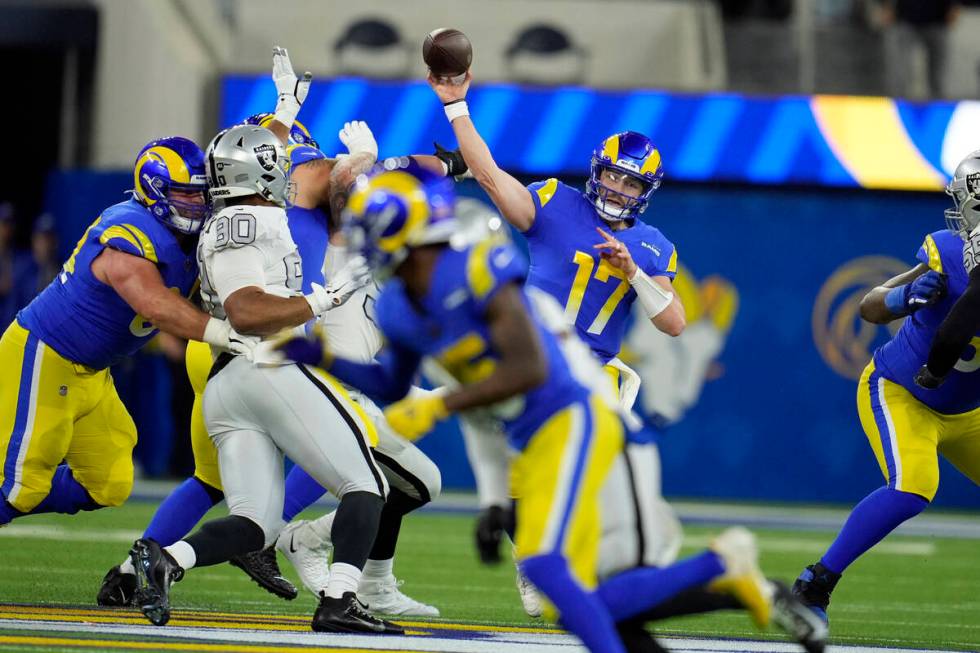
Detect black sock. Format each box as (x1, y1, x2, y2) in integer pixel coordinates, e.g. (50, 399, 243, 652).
(369, 487, 425, 561)
(331, 491, 385, 568)
(184, 515, 265, 567)
(632, 585, 742, 622)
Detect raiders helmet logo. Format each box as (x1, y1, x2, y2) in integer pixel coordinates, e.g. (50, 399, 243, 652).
(254, 144, 277, 172)
(967, 172, 980, 198)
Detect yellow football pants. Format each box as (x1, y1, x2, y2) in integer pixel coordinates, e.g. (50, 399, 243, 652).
(510, 394, 624, 596)
(0, 322, 137, 511)
(185, 339, 222, 491)
(858, 361, 980, 501)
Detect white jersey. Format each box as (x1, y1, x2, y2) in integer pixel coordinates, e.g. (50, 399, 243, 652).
(197, 205, 304, 321)
(317, 244, 383, 363)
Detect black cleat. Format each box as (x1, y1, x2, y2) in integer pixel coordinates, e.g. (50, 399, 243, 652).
(229, 546, 298, 600)
(312, 591, 405, 634)
(771, 580, 829, 653)
(130, 538, 183, 626)
(97, 565, 138, 607)
(791, 563, 840, 624)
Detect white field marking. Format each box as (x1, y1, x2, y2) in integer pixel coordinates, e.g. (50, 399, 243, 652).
(0, 524, 937, 557)
(0, 524, 140, 542)
(682, 534, 936, 556)
(0, 617, 970, 653)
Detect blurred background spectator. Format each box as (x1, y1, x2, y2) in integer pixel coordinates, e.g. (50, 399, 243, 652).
(878, 0, 961, 98)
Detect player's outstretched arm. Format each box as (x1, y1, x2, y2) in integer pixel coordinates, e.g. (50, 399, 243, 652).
(860, 263, 944, 324)
(921, 264, 980, 382)
(428, 73, 536, 232)
(442, 283, 547, 413)
(94, 248, 210, 340)
(267, 46, 312, 144)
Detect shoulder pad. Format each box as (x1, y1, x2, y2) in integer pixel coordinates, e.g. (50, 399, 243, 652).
(98, 220, 161, 264)
(466, 239, 527, 304)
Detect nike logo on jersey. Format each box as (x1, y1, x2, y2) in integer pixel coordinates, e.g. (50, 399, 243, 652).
(444, 288, 469, 309)
(641, 241, 661, 256)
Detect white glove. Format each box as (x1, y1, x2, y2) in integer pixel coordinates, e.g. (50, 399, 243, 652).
(272, 45, 312, 129)
(304, 255, 372, 315)
(202, 318, 261, 361)
(339, 121, 378, 160)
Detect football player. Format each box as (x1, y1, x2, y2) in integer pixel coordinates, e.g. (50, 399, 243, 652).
(126, 124, 395, 634)
(793, 152, 980, 624)
(426, 73, 684, 607)
(274, 164, 775, 653)
(0, 136, 254, 528)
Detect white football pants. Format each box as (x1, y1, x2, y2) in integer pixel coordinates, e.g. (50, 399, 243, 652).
(203, 357, 388, 547)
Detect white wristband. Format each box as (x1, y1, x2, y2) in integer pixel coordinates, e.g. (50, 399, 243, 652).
(274, 97, 300, 130)
(629, 268, 674, 318)
(202, 317, 229, 348)
(444, 100, 469, 122)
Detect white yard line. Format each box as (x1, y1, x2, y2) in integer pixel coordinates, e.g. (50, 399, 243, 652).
(0, 618, 969, 653)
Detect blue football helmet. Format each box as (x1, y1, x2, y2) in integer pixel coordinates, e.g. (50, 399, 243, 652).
(585, 131, 663, 222)
(242, 113, 319, 149)
(132, 136, 208, 234)
(343, 158, 456, 279)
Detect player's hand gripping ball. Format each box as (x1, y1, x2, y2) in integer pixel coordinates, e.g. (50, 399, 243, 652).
(422, 28, 472, 84)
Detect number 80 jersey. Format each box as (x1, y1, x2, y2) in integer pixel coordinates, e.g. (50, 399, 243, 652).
(524, 179, 677, 363)
(197, 205, 304, 321)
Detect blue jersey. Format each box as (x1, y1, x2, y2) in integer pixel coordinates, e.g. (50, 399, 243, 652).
(375, 240, 589, 450)
(18, 199, 198, 370)
(525, 179, 677, 363)
(287, 205, 329, 292)
(874, 229, 980, 414)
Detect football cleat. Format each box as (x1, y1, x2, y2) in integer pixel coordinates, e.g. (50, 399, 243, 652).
(276, 519, 331, 597)
(771, 580, 829, 653)
(97, 565, 137, 607)
(359, 575, 440, 617)
(229, 546, 298, 600)
(312, 591, 405, 634)
(791, 562, 840, 623)
(130, 538, 184, 626)
(708, 527, 771, 628)
(515, 563, 543, 618)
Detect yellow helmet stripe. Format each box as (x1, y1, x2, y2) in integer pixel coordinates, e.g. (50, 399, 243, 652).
(349, 171, 431, 254)
(601, 136, 619, 163)
(640, 149, 662, 176)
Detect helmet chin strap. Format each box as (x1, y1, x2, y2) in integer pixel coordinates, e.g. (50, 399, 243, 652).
(593, 197, 629, 222)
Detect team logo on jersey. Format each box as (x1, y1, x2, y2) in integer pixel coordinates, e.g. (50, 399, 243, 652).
(813, 256, 906, 380)
(254, 144, 277, 171)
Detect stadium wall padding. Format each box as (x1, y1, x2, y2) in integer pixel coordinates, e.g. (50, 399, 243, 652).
(45, 170, 979, 508)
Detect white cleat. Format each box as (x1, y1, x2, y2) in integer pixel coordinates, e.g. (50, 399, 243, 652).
(709, 526, 773, 628)
(359, 574, 440, 617)
(515, 566, 543, 618)
(275, 519, 331, 597)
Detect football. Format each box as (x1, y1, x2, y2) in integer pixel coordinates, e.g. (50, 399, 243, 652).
(422, 28, 472, 81)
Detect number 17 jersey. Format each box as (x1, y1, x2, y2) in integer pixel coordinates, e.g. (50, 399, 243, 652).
(524, 179, 677, 363)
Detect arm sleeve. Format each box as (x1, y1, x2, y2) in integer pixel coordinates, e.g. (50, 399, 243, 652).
(643, 239, 678, 280)
(329, 341, 421, 402)
(522, 178, 558, 239)
(210, 245, 267, 304)
(926, 264, 980, 377)
(99, 224, 160, 264)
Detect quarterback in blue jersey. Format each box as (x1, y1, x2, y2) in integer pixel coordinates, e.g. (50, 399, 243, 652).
(274, 164, 780, 653)
(428, 74, 685, 369)
(793, 154, 980, 624)
(0, 136, 255, 529)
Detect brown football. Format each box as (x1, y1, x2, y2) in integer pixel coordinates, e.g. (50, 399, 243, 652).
(422, 28, 472, 78)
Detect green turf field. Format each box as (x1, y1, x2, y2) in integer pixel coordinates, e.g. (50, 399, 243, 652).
(0, 501, 977, 651)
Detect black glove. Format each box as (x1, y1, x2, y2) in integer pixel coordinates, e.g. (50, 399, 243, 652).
(433, 141, 468, 178)
(914, 365, 946, 389)
(474, 505, 508, 565)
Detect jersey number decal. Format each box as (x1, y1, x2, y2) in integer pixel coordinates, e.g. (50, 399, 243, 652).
(61, 216, 103, 280)
(213, 213, 257, 249)
(564, 251, 630, 335)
